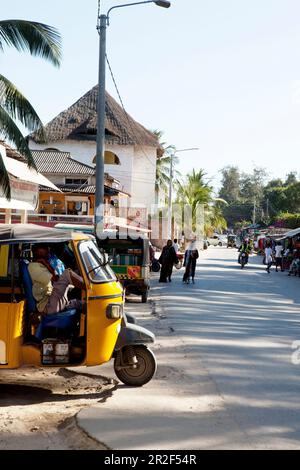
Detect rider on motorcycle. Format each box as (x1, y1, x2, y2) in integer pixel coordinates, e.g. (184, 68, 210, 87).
(238, 238, 251, 265)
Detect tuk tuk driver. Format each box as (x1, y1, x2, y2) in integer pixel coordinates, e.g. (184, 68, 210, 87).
(28, 245, 84, 315)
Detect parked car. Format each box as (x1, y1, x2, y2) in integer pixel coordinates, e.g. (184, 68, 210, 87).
(207, 235, 227, 247)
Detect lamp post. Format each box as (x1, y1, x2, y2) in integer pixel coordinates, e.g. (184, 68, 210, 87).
(95, 0, 171, 230)
(167, 148, 199, 239)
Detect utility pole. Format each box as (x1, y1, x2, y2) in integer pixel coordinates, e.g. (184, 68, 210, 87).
(253, 199, 256, 225)
(95, 14, 107, 230)
(94, 0, 171, 232)
(167, 155, 173, 239)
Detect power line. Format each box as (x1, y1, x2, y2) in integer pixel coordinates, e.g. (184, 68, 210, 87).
(105, 53, 158, 170)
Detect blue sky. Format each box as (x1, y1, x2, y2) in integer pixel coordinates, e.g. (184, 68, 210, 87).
(1, 0, 300, 190)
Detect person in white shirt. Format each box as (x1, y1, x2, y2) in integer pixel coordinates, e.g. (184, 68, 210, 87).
(264, 242, 274, 273)
(274, 242, 283, 272)
(173, 239, 179, 254)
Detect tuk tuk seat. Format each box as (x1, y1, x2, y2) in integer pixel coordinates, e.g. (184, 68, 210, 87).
(19, 260, 78, 341)
(35, 309, 78, 341)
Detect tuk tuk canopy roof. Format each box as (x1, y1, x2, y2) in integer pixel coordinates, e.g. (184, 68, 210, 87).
(0, 224, 80, 245)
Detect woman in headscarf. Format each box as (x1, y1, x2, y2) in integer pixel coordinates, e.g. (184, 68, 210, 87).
(182, 239, 199, 284)
(158, 239, 178, 282)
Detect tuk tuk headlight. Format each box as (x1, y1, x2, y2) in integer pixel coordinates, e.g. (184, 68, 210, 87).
(106, 304, 123, 319)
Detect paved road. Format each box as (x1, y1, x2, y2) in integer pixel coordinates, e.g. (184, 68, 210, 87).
(77, 247, 300, 449)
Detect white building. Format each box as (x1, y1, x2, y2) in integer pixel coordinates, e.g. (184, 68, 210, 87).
(28, 86, 160, 211)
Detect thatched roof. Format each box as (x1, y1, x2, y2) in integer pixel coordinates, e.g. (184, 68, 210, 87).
(29, 86, 159, 148)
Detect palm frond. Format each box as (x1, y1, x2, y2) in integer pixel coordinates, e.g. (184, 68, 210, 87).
(0, 20, 62, 67)
(0, 149, 11, 199)
(0, 104, 37, 170)
(213, 197, 228, 205)
(0, 75, 46, 139)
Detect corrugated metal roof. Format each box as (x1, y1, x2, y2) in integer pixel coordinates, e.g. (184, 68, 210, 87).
(31, 151, 95, 175)
(39, 184, 120, 196)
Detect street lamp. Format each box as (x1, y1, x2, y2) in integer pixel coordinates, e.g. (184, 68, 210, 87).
(167, 148, 199, 239)
(95, 0, 171, 229)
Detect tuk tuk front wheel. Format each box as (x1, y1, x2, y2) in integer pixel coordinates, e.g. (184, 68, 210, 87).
(141, 291, 148, 303)
(114, 346, 157, 387)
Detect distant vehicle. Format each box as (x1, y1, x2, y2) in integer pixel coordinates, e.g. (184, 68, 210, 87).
(227, 235, 237, 248)
(207, 234, 227, 247)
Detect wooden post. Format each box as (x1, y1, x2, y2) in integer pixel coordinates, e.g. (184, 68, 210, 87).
(4, 209, 12, 224)
(20, 210, 28, 224)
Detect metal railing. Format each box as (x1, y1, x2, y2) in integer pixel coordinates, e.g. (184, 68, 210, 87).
(0, 212, 94, 226)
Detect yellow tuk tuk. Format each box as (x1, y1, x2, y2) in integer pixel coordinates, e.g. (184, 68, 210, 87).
(0, 224, 156, 386)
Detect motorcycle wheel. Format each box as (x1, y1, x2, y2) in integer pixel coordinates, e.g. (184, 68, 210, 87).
(175, 260, 183, 270)
(151, 260, 161, 273)
(114, 346, 157, 387)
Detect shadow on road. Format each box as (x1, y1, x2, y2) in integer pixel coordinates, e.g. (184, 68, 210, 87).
(147, 248, 300, 447)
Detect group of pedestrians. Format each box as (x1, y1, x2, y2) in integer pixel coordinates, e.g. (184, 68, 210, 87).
(264, 239, 300, 275)
(158, 238, 199, 284)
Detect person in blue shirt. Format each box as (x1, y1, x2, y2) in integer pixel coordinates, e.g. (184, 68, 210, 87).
(49, 252, 65, 276)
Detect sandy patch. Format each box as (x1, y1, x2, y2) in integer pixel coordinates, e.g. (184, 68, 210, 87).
(0, 366, 117, 450)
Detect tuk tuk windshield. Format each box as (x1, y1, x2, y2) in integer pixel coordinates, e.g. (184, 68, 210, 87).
(79, 240, 116, 283)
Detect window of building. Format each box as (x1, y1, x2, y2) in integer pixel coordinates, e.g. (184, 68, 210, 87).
(65, 178, 88, 185)
(93, 151, 120, 165)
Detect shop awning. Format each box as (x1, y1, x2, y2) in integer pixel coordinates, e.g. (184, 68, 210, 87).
(3, 152, 59, 192)
(0, 197, 36, 210)
(279, 227, 300, 240)
(0, 144, 60, 211)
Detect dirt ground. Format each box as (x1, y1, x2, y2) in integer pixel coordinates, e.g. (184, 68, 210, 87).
(0, 366, 117, 450)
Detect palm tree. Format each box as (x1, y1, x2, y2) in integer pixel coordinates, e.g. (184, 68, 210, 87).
(176, 169, 227, 235)
(176, 169, 212, 230)
(153, 130, 179, 205)
(0, 19, 62, 198)
(205, 201, 228, 236)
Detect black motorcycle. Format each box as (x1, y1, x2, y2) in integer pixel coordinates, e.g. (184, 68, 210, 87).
(238, 252, 248, 269)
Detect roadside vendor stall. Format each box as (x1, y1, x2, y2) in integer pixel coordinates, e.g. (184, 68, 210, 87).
(277, 227, 300, 272)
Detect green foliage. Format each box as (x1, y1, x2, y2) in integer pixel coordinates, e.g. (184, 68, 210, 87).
(274, 212, 300, 229)
(176, 169, 227, 234)
(219, 166, 241, 204)
(0, 19, 62, 199)
(285, 172, 298, 186)
(264, 181, 300, 216)
(265, 178, 284, 189)
(240, 167, 268, 202)
(222, 202, 253, 228)
(218, 166, 269, 227)
(205, 203, 227, 235)
(234, 219, 252, 230)
(284, 182, 300, 213)
(219, 165, 300, 228)
(153, 130, 179, 204)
